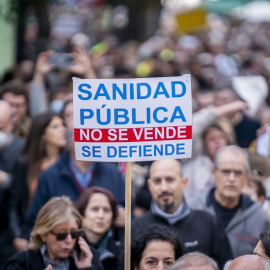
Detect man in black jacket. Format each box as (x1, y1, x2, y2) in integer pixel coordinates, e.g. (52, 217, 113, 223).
(132, 159, 232, 269)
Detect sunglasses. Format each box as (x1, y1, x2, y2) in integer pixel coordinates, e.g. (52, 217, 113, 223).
(50, 228, 84, 241)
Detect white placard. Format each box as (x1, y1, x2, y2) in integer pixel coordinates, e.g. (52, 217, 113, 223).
(73, 75, 192, 161)
(232, 76, 268, 116)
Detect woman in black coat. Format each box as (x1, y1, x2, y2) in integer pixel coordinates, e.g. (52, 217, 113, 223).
(5, 196, 102, 270)
(76, 187, 122, 270)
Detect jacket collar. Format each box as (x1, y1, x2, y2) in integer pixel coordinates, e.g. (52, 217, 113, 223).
(207, 187, 254, 211)
(151, 198, 191, 225)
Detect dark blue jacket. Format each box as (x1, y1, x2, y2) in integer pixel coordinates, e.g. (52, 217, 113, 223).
(25, 151, 125, 235)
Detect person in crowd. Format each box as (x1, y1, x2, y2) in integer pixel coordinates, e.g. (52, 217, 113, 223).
(9, 110, 67, 252)
(183, 122, 229, 197)
(132, 159, 233, 269)
(188, 145, 270, 258)
(133, 189, 151, 218)
(76, 187, 121, 270)
(189, 99, 248, 161)
(30, 46, 96, 117)
(0, 80, 31, 138)
(4, 196, 102, 270)
(242, 173, 267, 204)
(223, 255, 270, 270)
(25, 127, 125, 238)
(129, 100, 248, 211)
(61, 99, 74, 128)
(130, 223, 184, 270)
(253, 232, 270, 260)
(214, 85, 261, 148)
(0, 101, 25, 269)
(169, 252, 218, 270)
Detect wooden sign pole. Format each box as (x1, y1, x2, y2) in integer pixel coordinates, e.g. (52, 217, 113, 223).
(124, 161, 132, 270)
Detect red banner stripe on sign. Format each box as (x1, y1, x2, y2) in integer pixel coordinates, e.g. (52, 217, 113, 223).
(74, 125, 192, 143)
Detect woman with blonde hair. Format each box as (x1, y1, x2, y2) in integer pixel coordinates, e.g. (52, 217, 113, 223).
(5, 196, 102, 270)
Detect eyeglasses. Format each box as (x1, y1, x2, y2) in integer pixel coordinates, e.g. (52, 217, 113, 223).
(218, 168, 245, 177)
(50, 228, 84, 241)
(8, 102, 26, 109)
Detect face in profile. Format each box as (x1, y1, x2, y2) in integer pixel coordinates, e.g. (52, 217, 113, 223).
(135, 240, 175, 270)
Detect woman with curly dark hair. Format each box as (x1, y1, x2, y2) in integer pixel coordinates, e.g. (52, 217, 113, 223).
(253, 232, 270, 260)
(130, 223, 184, 270)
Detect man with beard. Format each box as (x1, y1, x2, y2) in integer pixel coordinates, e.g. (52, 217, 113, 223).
(132, 159, 232, 270)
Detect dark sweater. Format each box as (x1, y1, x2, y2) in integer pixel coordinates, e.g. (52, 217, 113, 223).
(132, 207, 233, 270)
(4, 249, 101, 270)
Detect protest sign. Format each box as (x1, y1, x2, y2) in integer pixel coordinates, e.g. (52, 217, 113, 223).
(232, 76, 268, 116)
(73, 75, 192, 162)
(175, 8, 207, 34)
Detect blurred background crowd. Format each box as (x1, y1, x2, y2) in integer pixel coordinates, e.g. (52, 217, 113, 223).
(2, 0, 270, 269)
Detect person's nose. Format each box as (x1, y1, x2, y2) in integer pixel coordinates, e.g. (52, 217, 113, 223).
(11, 106, 18, 115)
(97, 209, 104, 218)
(228, 170, 236, 181)
(156, 262, 165, 270)
(60, 124, 66, 133)
(65, 233, 73, 243)
(160, 180, 168, 192)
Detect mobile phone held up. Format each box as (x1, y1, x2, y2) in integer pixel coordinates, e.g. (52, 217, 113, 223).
(49, 52, 74, 69)
(74, 240, 82, 261)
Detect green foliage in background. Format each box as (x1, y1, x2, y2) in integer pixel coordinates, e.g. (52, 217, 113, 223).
(0, 0, 18, 21)
(0, 0, 47, 22)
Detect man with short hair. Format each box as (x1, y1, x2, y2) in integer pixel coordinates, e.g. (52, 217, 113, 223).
(169, 252, 218, 270)
(132, 159, 232, 269)
(0, 79, 31, 138)
(223, 255, 270, 270)
(188, 145, 270, 258)
(25, 128, 125, 237)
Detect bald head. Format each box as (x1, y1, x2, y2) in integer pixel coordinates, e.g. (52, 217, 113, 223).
(150, 159, 183, 178)
(148, 159, 187, 214)
(169, 252, 218, 270)
(0, 100, 12, 133)
(225, 255, 270, 270)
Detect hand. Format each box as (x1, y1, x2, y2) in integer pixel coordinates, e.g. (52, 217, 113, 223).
(44, 265, 52, 270)
(0, 170, 8, 187)
(13, 237, 29, 251)
(214, 100, 249, 117)
(33, 50, 54, 83)
(114, 207, 125, 227)
(69, 46, 96, 79)
(73, 236, 93, 268)
(256, 124, 269, 137)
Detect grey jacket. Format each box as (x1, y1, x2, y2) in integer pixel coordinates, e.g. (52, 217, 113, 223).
(187, 188, 270, 258)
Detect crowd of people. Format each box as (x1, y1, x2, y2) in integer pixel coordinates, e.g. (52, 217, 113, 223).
(2, 4, 270, 270)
